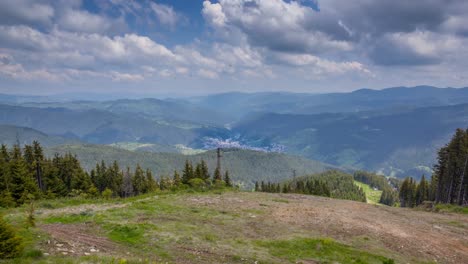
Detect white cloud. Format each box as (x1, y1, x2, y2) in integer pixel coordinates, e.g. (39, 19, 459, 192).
(150, 2, 180, 28)
(58, 9, 115, 34)
(202, 1, 226, 27)
(275, 53, 370, 75)
(198, 69, 219, 79)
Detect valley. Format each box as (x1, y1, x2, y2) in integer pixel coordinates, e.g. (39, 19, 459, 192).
(2, 86, 468, 179)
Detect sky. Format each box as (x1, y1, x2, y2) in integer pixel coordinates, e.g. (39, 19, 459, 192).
(0, 0, 468, 96)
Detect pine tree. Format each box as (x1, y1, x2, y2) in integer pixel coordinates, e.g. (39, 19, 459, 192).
(122, 167, 134, 198)
(224, 170, 232, 187)
(132, 164, 146, 195)
(9, 145, 39, 205)
(200, 160, 210, 180)
(182, 160, 193, 184)
(213, 167, 222, 182)
(173, 170, 181, 187)
(254, 181, 259, 192)
(415, 175, 429, 206)
(144, 169, 157, 193)
(0, 215, 23, 258)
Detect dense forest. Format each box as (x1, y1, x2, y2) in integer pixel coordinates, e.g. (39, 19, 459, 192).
(398, 128, 467, 207)
(256, 171, 367, 202)
(0, 142, 232, 207)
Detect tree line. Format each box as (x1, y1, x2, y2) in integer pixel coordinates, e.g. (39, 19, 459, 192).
(255, 170, 367, 202)
(399, 128, 467, 207)
(353, 171, 398, 206)
(0, 142, 232, 208)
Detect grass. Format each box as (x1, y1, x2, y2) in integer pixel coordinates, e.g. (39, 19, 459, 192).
(434, 203, 468, 214)
(256, 237, 395, 264)
(354, 181, 383, 204)
(0, 190, 455, 263)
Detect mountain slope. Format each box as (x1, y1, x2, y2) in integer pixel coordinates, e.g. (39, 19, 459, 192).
(44, 144, 337, 188)
(0, 104, 229, 147)
(0, 125, 80, 147)
(233, 103, 468, 178)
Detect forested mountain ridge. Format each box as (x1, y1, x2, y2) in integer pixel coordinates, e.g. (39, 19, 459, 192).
(44, 144, 336, 188)
(0, 104, 229, 147)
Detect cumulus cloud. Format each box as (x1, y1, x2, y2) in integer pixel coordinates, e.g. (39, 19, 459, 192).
(1, 0, 468, 92)
(202, 0, 352, 54)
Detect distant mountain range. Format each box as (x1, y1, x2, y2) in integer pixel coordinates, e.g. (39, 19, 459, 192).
(1, 86, 467, 179)
(188, 86, 468, 119)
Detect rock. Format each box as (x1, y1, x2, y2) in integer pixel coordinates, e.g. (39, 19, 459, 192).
(84, 252, 90, 256)
(56, 243, 64, 247)
(90, 248, 98, 252)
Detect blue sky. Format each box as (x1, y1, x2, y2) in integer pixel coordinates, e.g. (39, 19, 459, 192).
(0, 0, 467, 96)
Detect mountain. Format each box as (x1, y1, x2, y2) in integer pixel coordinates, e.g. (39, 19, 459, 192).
(0, 104, 229, 147)
(188, 86, 468, 119)
(17, 98, 231, 126)
(0, 125, 80, 147)
(44, 144, 337, 188)
(233, 103, 468, 178)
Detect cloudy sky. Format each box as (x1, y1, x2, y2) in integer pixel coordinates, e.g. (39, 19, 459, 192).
(0, 0, 467, 96)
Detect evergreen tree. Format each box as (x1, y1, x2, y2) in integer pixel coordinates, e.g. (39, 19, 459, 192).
(200, 160, 210, 180)
(0, 215, 23, 258)
(254, 181, 259, 192)
(224, 170, 232, 187)
(132, 164, 146, 195)
(213, 167, 222, 182)
(173, 170, 181, 187)
(415, 175, 429, 206)
(9, 145, 39, 205)
(122, 167, 134, 198)
(182, 160, 193, 184)
(144, 169, 157, 193)
(433, 128, 468, 205)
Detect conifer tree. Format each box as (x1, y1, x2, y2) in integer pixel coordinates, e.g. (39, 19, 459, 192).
(122, 167, 134, 198)
(144, 169, 157, 193)
(132, 164, 146, 195)
(200, 160, 210, 180)
(173, 170, 181, 187)
(0, 215, 23, 258)
(224, 170, 232, 187)
(415, 175, 429, 206)
(182, 160, 193, 184)
(213, 167, 222, 182)
(9, 145, 39, 205)
(254, 181, 259, 192)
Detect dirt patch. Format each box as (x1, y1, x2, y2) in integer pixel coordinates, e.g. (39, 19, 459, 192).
(185, 192, 468, 264)
(40, 223, 120, 257)
(271, 194, 468, 264)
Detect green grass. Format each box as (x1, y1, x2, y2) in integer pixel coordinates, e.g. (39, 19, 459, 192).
(354, 181, 383, 204)
(434, 204, 468, 214)
(256, 237, 394, 264)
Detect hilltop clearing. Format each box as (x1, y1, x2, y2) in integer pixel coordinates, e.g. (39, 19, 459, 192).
(3, 191, 467, 263)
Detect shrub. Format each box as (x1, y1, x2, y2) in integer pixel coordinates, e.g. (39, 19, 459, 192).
(0, 215, 24, 259)
(102, 188, 113, 199)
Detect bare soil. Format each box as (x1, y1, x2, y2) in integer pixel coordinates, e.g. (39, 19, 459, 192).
(39, 223, 120, 257)
(188, 192, 468, 264)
